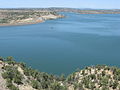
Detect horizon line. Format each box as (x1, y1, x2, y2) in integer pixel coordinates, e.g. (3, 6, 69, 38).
(0, 7, 120, 10)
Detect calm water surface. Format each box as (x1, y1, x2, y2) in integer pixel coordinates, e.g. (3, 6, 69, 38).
(0, 13, 120, 75)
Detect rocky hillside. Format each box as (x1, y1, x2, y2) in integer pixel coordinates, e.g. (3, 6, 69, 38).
(0, 57, 120, 90)
(66, 65, 120, 90)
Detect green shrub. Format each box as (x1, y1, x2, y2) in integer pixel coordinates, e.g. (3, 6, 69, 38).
(2, 66, 23, 85)
(50, 81, 64, 90)
(6, 79, 19, 90)
(112, 81, 118, 89)
(31, 80, 40, 89)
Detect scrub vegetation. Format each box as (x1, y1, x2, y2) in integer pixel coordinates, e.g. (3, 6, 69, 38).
(0, 57, 120, 90)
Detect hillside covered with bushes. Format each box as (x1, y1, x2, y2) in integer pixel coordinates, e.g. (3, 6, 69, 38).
(0, 57, 120, 90)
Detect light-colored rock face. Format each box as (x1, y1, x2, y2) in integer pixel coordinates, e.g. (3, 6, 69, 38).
(17, 67, 36, 90)
(41, 14, 58, 20)
(68, 85, 74, 90)
(19, 85, 36, 90)
(0, 63, 8, 90)
(18, 67, 24, 75)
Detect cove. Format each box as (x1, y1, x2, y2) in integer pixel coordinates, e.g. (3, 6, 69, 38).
(0, 13, 120, 75)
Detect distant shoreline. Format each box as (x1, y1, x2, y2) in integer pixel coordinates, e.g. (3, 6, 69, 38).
(0, 8, 120, 26)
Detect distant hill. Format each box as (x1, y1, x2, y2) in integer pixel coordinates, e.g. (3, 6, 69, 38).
(0, 57, 120, 90)
(48, 8, 120, 14)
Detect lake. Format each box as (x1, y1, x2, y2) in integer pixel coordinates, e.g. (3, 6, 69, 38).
(0, 13, 120, 75)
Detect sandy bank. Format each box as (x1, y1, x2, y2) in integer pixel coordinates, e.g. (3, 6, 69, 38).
(0, 14, 64, 27)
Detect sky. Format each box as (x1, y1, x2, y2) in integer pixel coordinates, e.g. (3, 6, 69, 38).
(0, 0, 120, 9)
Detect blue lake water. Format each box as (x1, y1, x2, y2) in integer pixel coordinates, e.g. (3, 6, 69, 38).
(0, 13, 120, 75)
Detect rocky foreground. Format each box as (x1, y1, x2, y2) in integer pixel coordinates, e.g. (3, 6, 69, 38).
(0, 57, 120, 90)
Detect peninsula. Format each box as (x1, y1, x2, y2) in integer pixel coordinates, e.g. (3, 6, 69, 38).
(0, 9, 64, 26)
